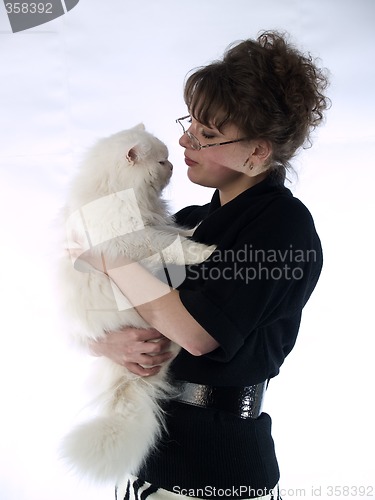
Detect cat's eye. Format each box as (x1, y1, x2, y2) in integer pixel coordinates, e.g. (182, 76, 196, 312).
(159, 161, 167, 165)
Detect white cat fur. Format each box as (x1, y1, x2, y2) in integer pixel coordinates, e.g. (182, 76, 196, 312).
(59, 124, 214, 483)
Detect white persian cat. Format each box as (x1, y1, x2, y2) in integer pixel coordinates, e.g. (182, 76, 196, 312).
(59, 124, 214, 483)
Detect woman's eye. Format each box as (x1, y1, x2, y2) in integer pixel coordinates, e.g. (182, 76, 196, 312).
(201, 131, 215, 140)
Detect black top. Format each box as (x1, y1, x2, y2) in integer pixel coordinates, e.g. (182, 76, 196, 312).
(137, 176, 323, 498)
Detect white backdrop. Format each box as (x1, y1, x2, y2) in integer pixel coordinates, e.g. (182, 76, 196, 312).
(0, 1, 374, 499)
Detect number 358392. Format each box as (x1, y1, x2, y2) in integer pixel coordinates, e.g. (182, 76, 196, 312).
(5, 3, 53, 14)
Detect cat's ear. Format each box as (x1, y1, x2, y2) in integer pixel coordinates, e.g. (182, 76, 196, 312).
(126, 124, 146, 163)
(126, 146, 138, 164)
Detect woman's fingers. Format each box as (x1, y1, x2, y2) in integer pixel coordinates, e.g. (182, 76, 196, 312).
(123, 362, 162, 377)
(89, 327, 175, 375)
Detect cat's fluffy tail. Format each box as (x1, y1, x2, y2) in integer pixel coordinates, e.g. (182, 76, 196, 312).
(60, 374, 168, 483)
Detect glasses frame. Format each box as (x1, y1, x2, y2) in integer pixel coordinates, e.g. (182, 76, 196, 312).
(176, 115, 249, 151)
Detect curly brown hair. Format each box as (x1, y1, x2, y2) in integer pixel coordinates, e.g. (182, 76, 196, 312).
(184, 31, 330, 181)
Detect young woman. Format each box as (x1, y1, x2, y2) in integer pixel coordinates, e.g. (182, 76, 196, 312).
(85, 31, 330, 500)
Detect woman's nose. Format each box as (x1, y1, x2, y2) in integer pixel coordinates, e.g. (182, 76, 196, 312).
(179, 132, 190, 148)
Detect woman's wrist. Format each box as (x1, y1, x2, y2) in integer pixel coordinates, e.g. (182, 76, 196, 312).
(73, 246, 132, 275)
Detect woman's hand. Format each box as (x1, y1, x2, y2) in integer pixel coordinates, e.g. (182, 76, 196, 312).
(89, 327, 176, 377)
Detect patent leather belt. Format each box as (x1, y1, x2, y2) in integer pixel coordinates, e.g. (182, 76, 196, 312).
(174, 380, 267, 419)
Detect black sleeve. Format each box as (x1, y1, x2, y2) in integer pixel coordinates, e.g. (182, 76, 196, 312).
(173, 204, 210, 229)
(179, 198, 323, 362)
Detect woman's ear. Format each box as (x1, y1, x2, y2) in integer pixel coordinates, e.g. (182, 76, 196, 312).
(252, 139, 272, 165)
(245, 139, 272, 176)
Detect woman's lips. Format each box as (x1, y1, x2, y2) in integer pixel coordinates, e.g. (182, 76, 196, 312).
(184, 155, 197, 167)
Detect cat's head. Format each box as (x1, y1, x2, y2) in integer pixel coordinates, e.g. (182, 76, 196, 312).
(82, 124, 173, 197)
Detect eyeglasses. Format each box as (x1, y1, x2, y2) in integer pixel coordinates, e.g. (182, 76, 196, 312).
(176, 115, 249, 151)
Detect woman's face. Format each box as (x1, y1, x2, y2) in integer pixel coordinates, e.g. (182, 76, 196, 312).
(179, 116, 266, 201)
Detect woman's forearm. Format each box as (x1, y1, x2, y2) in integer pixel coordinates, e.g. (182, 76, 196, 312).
(107, 260, 219, 356)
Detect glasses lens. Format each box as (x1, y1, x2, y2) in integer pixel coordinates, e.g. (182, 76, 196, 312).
(187, 132, 200, 150)
(177, 116, 201, 150)
(177, 116, 189, 133)
(177, 118, 185, 134)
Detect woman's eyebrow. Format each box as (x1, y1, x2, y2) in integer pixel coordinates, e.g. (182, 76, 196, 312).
(199, 121, 219, 132)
